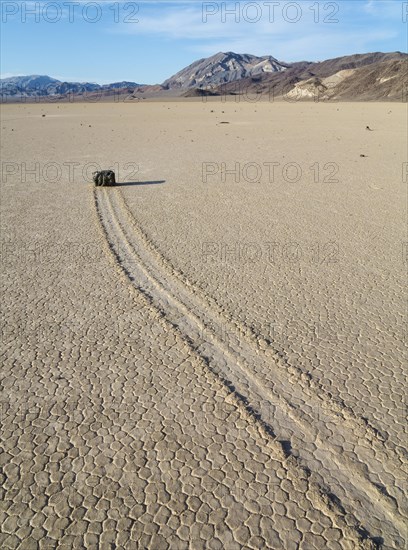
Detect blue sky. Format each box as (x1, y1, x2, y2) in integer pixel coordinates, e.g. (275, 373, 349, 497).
(1, 0, 407, 84)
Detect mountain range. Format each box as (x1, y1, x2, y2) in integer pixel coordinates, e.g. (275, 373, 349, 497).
(1, 51, 407, 101)
(200, 51, 407, 101)
(0, 75, 142, 99)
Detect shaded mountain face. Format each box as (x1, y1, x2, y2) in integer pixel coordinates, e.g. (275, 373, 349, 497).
(327, 58, 408, 101)
(299, 51, 407, 79)
(162, 52, 289, 89)
(0, 75, 142, 98)
(211, 52, 408, 101)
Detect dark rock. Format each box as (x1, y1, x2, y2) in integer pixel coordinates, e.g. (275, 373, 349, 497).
(93, 170, 116, 187)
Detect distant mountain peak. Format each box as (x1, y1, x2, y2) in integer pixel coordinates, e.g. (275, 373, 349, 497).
(162, 51, 289, 89)
(0, 75, 142, 98)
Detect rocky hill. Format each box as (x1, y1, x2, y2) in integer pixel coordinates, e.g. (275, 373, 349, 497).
(162, 52, 289, 89)
(210, 52, 407, 101)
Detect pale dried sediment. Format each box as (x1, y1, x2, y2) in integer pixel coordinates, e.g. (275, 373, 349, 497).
(0, 101, 406, 549)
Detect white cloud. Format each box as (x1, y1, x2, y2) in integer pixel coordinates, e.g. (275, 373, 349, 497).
(0, 72, 26, 79)
(109, 1, 402, 61)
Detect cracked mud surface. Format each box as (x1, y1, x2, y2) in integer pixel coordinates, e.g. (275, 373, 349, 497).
(1, 101, 406, 549)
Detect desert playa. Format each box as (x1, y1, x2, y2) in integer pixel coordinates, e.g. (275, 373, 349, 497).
(1, 99, 407, 549)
